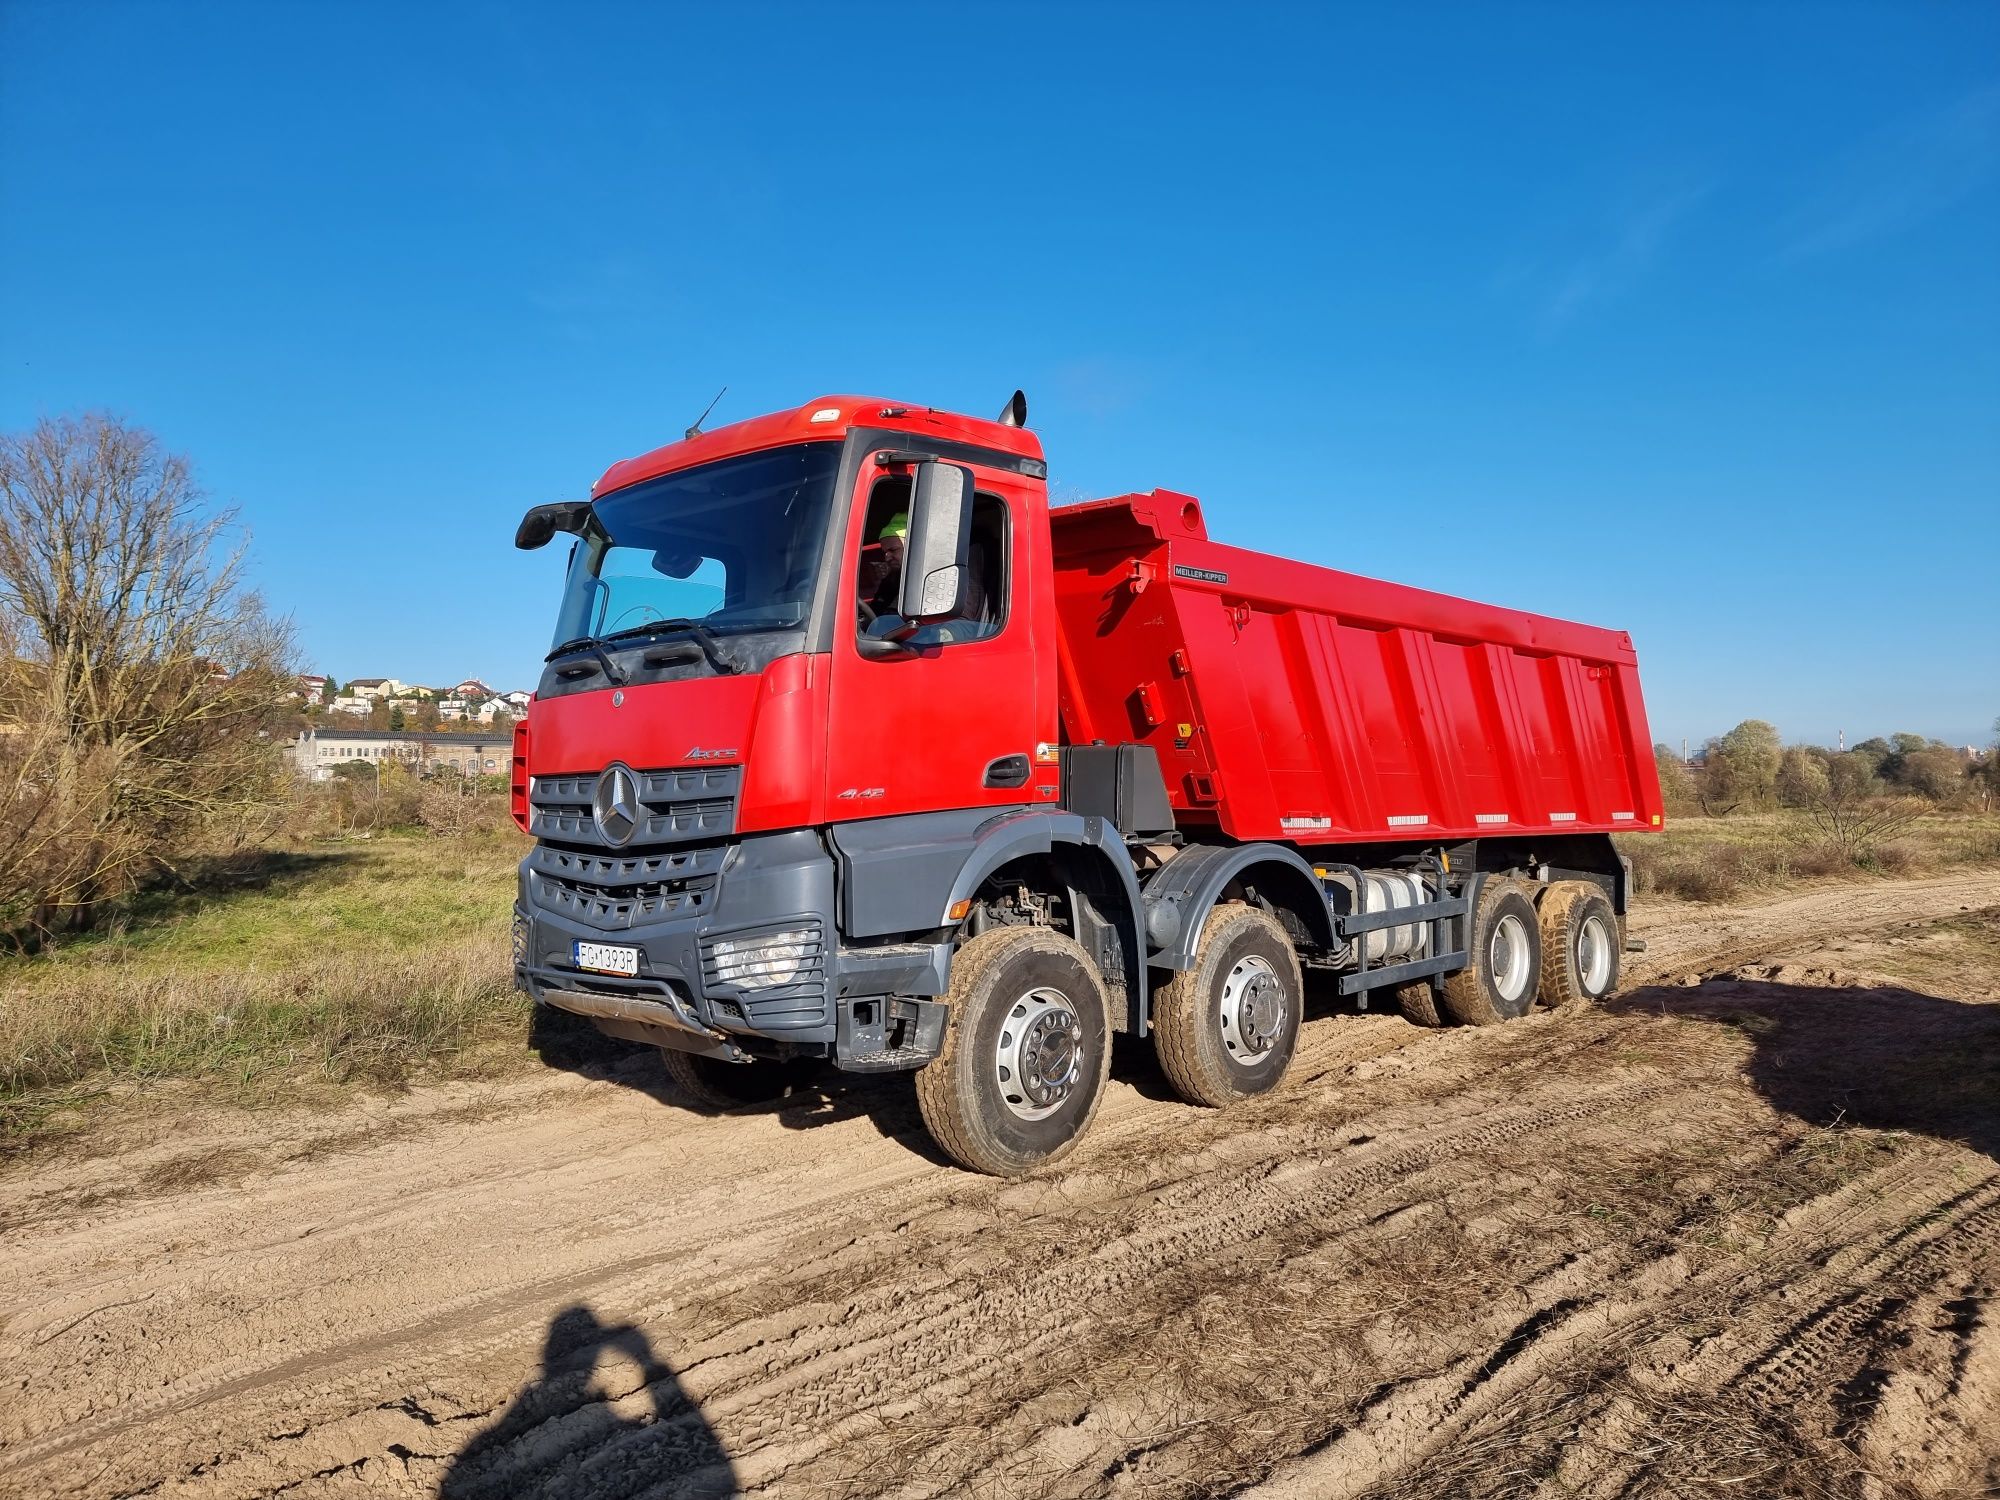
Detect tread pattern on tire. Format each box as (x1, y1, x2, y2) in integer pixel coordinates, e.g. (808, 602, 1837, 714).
(658, 1048, 787, 1110)
(1439, 880, 1543, 1026)
(1392, 979, 1448, 1027)
(1152, 904, 1303, 1107)
(1535, 881, 1620, 1008)
(914, 924, 1112, 1177)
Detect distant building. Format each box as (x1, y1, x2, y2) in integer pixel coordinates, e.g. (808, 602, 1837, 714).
(329, 695, 373, 715)
(345, 678, 408, 700)
(502, 689, 532, 710)
(288, 727, 515, 781)
(294, 673, 330, 704)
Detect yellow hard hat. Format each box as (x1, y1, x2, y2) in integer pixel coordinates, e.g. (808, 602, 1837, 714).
(879, 512, 908, 540)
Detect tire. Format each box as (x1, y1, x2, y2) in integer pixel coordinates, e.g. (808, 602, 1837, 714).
(1536, 882, 1621, 1008)
(914, 925, 1113, 1177)
(1391, 979, 1449, 1027)
(659, 1048, 802, 1109)
(1439, 881, 1543, 1025)
(1152, 904, 1303, 1106)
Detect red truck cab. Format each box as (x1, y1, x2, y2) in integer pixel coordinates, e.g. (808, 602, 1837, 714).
(512, 393, 1661, 1175)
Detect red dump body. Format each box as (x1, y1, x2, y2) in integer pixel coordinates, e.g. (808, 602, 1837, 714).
(1050, 489, 1663, 846)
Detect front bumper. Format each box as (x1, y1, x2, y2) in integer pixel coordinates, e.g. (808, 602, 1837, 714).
(514, 827, 950, 1066)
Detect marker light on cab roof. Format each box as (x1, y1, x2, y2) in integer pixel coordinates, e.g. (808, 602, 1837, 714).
(809, 407, 841, 423)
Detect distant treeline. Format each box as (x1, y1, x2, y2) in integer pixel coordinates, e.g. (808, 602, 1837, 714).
(1657, 721, 1998, 817)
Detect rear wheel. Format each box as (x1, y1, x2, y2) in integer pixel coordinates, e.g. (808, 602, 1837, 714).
(1439, 881, 1543, 1025)
(1391, 979, 1449, 1027)
(1153, 905, 1303, 1106)
(915, 925, 1112, 1177)
(658, 1048, 806, 1109)
(1536, 882, 1621, 1007)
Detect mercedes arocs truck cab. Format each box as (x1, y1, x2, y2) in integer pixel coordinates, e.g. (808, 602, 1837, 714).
(512, 393, 1663, 1175)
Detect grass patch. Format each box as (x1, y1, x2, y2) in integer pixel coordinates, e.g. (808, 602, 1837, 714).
(0, 834, 530, 1154)
(1618, 811, 2000, 902)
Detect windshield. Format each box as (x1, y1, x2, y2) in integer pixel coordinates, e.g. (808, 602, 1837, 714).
(550, 443, 842, 656)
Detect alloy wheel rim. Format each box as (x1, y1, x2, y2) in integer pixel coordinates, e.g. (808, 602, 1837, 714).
(994, 988, 1084, 1121)
(1218, 953, 1286, 1064)
(1576, 914, 1614, 994)
(1489, 913, 1532, 1002)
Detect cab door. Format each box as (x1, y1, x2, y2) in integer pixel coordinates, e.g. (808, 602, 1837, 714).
(823, 456, 1052, 822)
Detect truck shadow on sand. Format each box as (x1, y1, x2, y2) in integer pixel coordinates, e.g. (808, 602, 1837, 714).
(525, 976, 1396, 1164)
(1606, 971, 2000, 1164)
(437, 1304, 735, 1500)
(526, 1004, 957, 1164)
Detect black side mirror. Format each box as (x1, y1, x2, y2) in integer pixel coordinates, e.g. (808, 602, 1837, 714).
(898, 462, 974, 622)
(515, 500, 592, 550)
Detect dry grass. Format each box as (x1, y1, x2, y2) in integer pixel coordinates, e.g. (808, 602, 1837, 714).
(0, 833, 528, 1153)
(1620, 809, 2000, 902)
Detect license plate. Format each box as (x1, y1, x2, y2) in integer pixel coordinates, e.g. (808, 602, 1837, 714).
(573, 940, 639, 977)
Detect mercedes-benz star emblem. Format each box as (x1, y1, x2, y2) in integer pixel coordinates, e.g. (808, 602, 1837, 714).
(593, 762, 641, 846)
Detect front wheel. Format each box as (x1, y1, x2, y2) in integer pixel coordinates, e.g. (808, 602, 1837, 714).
(1152, 904, 1303, 1106)
(914, 925, 1112, 1177)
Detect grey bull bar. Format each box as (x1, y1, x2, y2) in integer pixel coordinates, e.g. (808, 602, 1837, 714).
(536, 985, 722, 1042)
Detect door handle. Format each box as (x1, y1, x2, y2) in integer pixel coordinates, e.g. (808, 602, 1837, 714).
(982, 754, 1031, 789)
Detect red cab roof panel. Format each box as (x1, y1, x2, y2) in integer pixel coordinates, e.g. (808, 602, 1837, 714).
(592, 396, 1046, 498)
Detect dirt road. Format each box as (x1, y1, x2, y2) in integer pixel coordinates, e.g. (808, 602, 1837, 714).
(4, 873, 1998, 1500)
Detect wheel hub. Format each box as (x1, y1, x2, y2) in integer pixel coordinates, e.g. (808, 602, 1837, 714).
(1576, 913, 1613, 994)
(1219, 954, 1286, 1063)
(1489, 913, 1532, 1003)
(994, 989, 1083, 1120)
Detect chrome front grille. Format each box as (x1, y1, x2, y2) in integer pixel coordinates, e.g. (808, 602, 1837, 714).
(529, 765, 740, 851)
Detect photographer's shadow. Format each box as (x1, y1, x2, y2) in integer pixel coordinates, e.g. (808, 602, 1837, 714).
(439, 1304, 735, 1500)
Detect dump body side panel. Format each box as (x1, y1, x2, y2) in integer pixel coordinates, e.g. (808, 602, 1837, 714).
(1049, 492, 1662, 846)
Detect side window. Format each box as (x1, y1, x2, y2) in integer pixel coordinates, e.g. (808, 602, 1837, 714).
(854, 477, 1010, 647)
(955, 494, 1009, 642)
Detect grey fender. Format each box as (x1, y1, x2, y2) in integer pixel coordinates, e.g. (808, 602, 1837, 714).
(940, 808, 1150, 1035)
(1143, 842, 1337, 971)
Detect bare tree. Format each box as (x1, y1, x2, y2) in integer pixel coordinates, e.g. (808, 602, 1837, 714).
(1786, 769, 1924, 860)
(0, 413, 295, 937)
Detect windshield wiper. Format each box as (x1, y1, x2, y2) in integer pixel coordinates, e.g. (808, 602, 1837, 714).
(544, 635, 628, 684)
(599, 618, 739, 675)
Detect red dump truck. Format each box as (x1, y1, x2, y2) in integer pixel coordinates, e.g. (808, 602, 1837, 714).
(510, 392, 1663, 1174)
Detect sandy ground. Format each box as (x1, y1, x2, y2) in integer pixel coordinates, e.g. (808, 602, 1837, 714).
(3, 872, 1998, 1500)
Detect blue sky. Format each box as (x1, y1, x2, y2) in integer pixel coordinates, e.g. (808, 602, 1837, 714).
(3, 2, 1995, 749)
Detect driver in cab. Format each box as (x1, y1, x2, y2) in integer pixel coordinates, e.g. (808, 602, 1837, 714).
(859, 513, 992, 646)
(861, 512, 907, 620)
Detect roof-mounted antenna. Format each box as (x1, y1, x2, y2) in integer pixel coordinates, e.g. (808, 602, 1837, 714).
(997, 389, 1028, 427)
(684, 385, 727, 440)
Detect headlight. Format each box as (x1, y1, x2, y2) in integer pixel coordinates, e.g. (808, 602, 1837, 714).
(708, 927, 815, 990)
